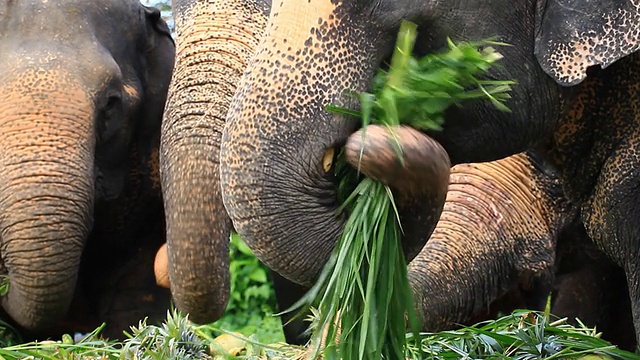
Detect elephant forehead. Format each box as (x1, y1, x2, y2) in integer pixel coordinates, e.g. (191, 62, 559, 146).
(266, 0, 340, 46)
(0, 66, 90, 102)
(0, 43, 123, 92)
(228, 0, 376, 130)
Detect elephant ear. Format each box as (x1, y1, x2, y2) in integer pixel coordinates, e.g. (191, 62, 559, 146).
(534, 0, 640, 86)
(139, 4, 174, 132)
(136, 4, 175, 191)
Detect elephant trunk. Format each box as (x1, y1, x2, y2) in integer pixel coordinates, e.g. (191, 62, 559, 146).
(408, 153, 565, 330)
(0, 71, 94, 330)
(221, 1, 445, 286)
(160, 0, 269, 323)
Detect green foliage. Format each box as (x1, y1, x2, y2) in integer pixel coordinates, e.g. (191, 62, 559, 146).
(0, 310, 635, 359)
(122, 309, 208, 360)
(0, 276, 9, 297)
(211, 233, 285, 344)
(326, 22, 514, 134)
(407, 310, 638, 360)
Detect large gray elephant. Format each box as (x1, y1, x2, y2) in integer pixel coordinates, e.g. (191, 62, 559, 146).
(219, 0, 640, 346)
(159, 0, 638, 345)
(0, 0, 175, 339)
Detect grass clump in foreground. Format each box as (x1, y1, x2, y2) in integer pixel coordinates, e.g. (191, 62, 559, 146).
(286, 19, 515, 360)
(0, 309, 635, 359)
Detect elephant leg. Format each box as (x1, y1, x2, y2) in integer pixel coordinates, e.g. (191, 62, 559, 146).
(409, 152, 572, 331)
(582, 130, 640, 349)
(551, 259, 634, 350)
(77, 200, 170, 339)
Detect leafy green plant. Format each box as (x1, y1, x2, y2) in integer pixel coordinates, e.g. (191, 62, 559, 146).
(407, 310, 638, 360)
(0, 309, 634, 359)
(122, 309, 208, 360)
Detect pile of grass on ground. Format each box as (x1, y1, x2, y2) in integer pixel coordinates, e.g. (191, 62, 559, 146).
(0, 309, 636, 359)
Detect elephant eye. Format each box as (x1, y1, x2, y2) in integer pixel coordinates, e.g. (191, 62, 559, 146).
(97, 94, 123, 143)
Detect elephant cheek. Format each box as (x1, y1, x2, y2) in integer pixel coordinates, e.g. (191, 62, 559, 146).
(0, 73, 94, 330)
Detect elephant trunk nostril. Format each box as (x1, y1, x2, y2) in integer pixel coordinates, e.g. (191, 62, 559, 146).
(344, 125, 451, 198)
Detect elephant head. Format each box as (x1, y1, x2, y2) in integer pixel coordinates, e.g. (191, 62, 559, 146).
(220, 0, 640, 287)
(0, 0, 174, 331)
(159, 0, 271, 323)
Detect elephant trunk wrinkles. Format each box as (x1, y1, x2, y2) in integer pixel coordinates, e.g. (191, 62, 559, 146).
(408, 154, 562, 331)
(221, 0, 395, 287)
(160, 0, 268, 323)
(0, 74, 94, 330)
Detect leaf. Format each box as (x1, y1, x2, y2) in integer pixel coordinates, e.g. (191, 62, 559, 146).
(248, 268, 268, 283)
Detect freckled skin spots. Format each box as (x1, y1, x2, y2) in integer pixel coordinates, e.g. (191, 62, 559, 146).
(0, 0, 175, 339)
(537, 0, 640, 86)
(222, 0, 391, 286)
(122, 84, 140, 101)
(545, 52, 640, 346)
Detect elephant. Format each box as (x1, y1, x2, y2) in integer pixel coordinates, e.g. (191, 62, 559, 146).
(160, 0, 637, 347)
(0, 0, 175, 339)
(219, 0, 640, 346)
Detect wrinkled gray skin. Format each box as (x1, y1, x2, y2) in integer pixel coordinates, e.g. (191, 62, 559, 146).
(220, 0, 640, 346)
(159, 0, 277, 324)
(0, 0, 175, 338)
(159, 0, 639, 351)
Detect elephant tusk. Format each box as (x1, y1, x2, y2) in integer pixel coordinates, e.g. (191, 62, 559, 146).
(154, 243, 170, 289)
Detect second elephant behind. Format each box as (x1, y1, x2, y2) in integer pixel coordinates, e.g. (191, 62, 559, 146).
(0, 0, 175, 339)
